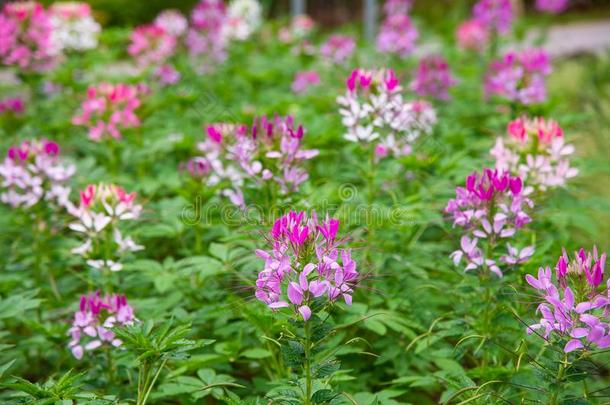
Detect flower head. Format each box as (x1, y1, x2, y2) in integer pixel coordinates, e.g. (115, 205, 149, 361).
(0, 139, 74, 209)
(49, 2, 100, 52)
(291, 70, 320, 94)
(320, 35, 356, 64)
(376, 14, 418, 57)
(128, 23, 176, 67)
(485, 49, 552, 105)
(456, 19, 489, 52)
(186, 0, 228, 73)
(184, 116, 318, 206)
(491, 116, 577, 193)
(154, 9, 188, 37)
(72, 83, 147, 141)
(411, 55, 457, 100)
(535, 0, 569, 14)
(68, 291, 136, 359)
(223, 0, 262, 41)
(0, 1, 59, 71)
(526, 247, 610, 353)
(255, 212, 358, 321)
(338, 68, 437, 159)
(472, 0, 513, 35)
(445, 168, 534, 277)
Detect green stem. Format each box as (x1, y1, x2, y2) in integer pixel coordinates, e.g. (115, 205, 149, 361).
(140, 359, 167, 405)
(548, 354, 568, 405)
(303, 322, 313, 405)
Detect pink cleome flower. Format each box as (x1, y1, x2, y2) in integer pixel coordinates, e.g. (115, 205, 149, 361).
(291, 70, 320, 94)
(0, 139, 75, 209)
(0, 1, 59, 71)
(376, 14, 418, 57)
(445, 168, 534, 277)
(186, 0, 228, 73)
(255, 211, 359, 321)
(128, 23, 176, 67)
(456, 19, 489, 52)
(491, 116, 578, 193)
(535, 0, 570, 14)
(485, 49, 552, 105)
(320, 35, 356, 64)
(68, 291, 136, 359)
(526, 247, 610, 353)
(472, 0, 513, 35)
(411, 55, 457, 100)
(72, 83, 148, 141)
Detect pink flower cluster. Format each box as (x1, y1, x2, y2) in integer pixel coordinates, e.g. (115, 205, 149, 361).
(491, 116, 578, 193)
(445, 169, 534, 277)
(376, 14, 418, 58)
(278, 14, 315, 44)
(185, 116, 318, 207)
(411, 55, 457, 100)
(128, 24, 176, 67)
(535, 0, 570, 14)
(154, 64, 181, 86)
(472, 0, 513, 35)
(319, 35, 356, 64)
(255, 211, 358, 321)
(0, 1, 58, 71)
(0, 139, 74, 209)
(49, 2, 100, 52)
(154, 9, 188, 38)
(456, 19, 489, 52)
(186, 0, 228, 73)
(0, 96, 25, 115)
(337, 68, 437, 159)
(72, 83, 148, 141)
(485, 49, 552, 105)
(383, 0, 412, 15)
(291, 70, 320, 94)
(69, 183, 143, 272)
(526, 247, 610, 353)
(68, 292, 136, 359)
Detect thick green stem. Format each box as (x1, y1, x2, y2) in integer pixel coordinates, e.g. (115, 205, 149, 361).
(303, 322, 313, 405)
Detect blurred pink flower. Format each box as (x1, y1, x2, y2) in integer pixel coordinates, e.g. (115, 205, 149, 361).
(411, 55, 457, 100)
(0, 1, 59, 71)
(472, 0, 513, 35)
(485, 49, 552, 105)
(535, 0, 570, 14)
(320, 35, 355, 64)
(376, 14, 418, 57)
(72, 83, 147, 141)
(128, 23, 176, 67)
(291, 70, 320, 94)
(456, 19, 489, 52)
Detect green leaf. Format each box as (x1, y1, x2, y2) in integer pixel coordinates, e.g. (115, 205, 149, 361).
(241, 348, 271, 359)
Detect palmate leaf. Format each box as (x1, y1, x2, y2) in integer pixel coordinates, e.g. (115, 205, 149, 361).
(0, 290, 41, 319)
(1, 370, 91, 403)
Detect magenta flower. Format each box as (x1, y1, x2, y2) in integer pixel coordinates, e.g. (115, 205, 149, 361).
(376, 14, 418, 57)
(255, 212, 358, 321)
(184, 116, 318, 207)
(68, 291, 136, 359)
(72, 83, 147, 141)
(338, 68, 437, 159)
(128, 23, 176, 67)
(0, 1, 59, 72)
(535, 0, 570, 14)
(472, 0, 513, 35)
(456, 19, 489, 52)
(491, 116, 577, 193)
(291, 70, 320, 94)
(0, 96, 25, 115)
(186, 0, 228, 74)
(320, 35, 355, 64)
(485, 49, 552, 105)
(526, 247, 610, 353)
(411, 55, 457, 100)
(0, 139, 75, 209)
(445, 168, 534, 277)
